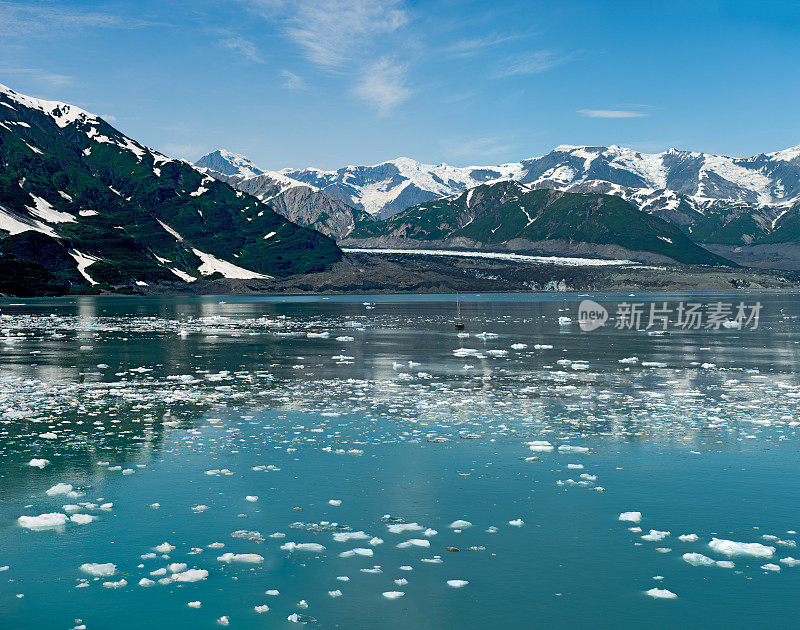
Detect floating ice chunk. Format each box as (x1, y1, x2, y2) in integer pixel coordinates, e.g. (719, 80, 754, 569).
(154, 543, 175, 554)
(645, 588, 677, 599)
(508, 519, 524, 527)
(558, 445, 589, 453)
(217, 553, 264, 563)
(641, 530, 670, 542)
(761, 563, 781, 572)
(333, 531, 370, 542)
(102, 579, 127, 589)
(208, 542, 225, 549)
(19, 512, 70, 530)
(217, 617, 229, 626)
(716, 561, 735, 568)
(266, 589, 280, 595)
(567, 464, 584, 469)
(28, 459, 50, 469)
(397, 539, 430, 549)
(558, 317, 572, 325)
(447, 580, 469, 588)
(187, 601, 201, 608)
(281, 543, 326, 553)
(70, 514, 96, 525)
(618, 357, 638, 364)
(421, 557, 443, 564)
(80, 563, 116, 577)
(779, 557, 799, 567)
(387, 523, 424, 534)
(618, 512, 642, 523)
(682, 553, 715, 566)
(399, 566, 413, 571)
(449, 520, 472, 529)
(382, 591, 405, 599)
(708, 538, 775, 558)
(328, 499, 342, 506)
(336, 576, 349, 581)
(150, 568, 167, 577)
(423, 529, 437, 537)
(678, 534, 699, 542)
(138, 578, 155, 587)
(39, 432, 58, 439)
(173, 569, 208, 582)
(192, 505, 209, 513)
(527, 441, 554, 452)
(245, 496, 258, 503)
(339, 548, 373, 558)
(394, 578, 408, 586)
(328, 590, 342, 598)
(511, 343, 527, 350)
(655, 548, 672, 553)
(46, 483, 74, 496)
(254, 604, 270, 613)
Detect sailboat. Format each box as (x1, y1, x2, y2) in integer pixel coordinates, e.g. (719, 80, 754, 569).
(455, 292, 465, 330)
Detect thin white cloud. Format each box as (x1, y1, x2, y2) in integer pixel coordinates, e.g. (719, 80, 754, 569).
(160, 143, 206, 160)
(245, 0, 413, 114)
(354, 58, 411, 115)
(281, 70, 308, 91)
(248, 0, 408, 69)
(220, 37, 265, 63)
(441, 32, 529, 59)
(496, 50, 572, 77)
(441, 136, 517, 161)
(0, 67, 74, 86)
(579, 109, 649, 118)
(0, 1, 158, 36)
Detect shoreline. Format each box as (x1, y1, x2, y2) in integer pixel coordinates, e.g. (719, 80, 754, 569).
(6, 252, 799, 299)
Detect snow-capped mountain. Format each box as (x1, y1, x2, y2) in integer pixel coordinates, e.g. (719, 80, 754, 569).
(282, 157, 523, 218)
(277, 145, 800, 219)
(195, 149, 266, 178)
(0, 83, 339, 295)
(346, 179, 729, 266)
(196, 151, 372, 239)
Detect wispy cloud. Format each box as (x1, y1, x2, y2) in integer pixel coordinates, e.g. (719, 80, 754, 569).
(281, 70, 308, 91)
(354, 58, 411, 115)
(441, 136, 517, 162)
(0, 67, 74, 86)
(496, 50, 573, 77)
(0, 1, 158, 36)
(160, 143, 206, 161)
(220, 36, 265, 63)
(578, 109, 649, 118)
(244, 0, 412, 114)
(441, 32, 530, 59)
(248, 0, 407, 69)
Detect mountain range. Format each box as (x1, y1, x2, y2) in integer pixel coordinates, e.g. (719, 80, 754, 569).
(197, 150, 371, 240)
(0, 84, 340, 295)
(199, 144, 800, 266)
(346, 180, 729, 266)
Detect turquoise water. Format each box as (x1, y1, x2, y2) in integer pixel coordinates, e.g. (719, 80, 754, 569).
(0, 293, 798, 629)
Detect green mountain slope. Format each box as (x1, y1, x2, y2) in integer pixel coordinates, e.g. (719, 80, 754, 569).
(0, 83, 340, 294)
(350, 181, 732, 266)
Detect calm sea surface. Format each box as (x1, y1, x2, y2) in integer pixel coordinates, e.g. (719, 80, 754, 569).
(0, 292, 798, 629)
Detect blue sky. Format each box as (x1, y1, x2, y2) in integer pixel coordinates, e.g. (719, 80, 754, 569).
(1, 0, 798, 169)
